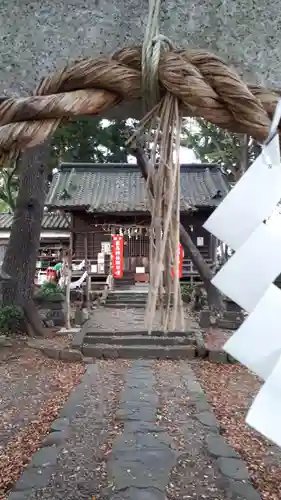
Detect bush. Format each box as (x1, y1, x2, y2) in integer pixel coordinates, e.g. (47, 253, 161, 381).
(34, 282, 65, 302)
(0, 305, 25, 334)
(180, 283, 193, 302)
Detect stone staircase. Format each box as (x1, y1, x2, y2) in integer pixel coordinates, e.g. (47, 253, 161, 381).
(113, 272, 135, 289)
(105, 290, 148, 308)
(82, 330, 197, 359)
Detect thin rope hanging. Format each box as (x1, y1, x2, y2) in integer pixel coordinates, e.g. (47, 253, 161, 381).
(138, 0, 185, 333)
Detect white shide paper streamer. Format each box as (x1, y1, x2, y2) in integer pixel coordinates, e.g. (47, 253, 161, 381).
(203, 122, 281, 448)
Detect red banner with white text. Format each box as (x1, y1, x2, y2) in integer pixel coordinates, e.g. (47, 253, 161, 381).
(111, 235, 124, 278)
(172, 243, 184, 278)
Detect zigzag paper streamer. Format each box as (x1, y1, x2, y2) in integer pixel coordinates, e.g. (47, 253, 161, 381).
(203, 134, 281, 448)
(246, 356, 281, 448)
(224, 285, 281, 380)
(211, 219, 281, 313)
(203, 134, 281, 251)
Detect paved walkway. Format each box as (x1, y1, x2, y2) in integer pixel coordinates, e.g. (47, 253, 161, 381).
(89, 306, 199, 332)
(108, 360, 176, 499)
(8, 360, 261, 500)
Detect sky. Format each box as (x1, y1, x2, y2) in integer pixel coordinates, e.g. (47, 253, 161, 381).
(127, 146, 200, 164)
(52, 146, 200, 175)
(100, 118, 201, 165)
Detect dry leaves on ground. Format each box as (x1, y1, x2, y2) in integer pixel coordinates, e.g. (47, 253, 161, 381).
(153, 360, 227, 500)
(43, 332, 73, 349)
(204, 327, 233, 350)
(193, 361, 281, 500)
(0, 343, 84, 498)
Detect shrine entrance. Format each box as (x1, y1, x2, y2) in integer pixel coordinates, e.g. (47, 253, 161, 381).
(111, 226, 150, 283)
(48, 163, 224, 287)
(121, 228, 150, 283)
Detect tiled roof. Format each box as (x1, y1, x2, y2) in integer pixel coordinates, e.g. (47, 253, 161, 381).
(46, 163, 230, 212)
(0, 212, 70, 230)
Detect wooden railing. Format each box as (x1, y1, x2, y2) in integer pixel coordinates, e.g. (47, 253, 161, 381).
(182, 258, 215, 284)
(70, 257, 216, 286)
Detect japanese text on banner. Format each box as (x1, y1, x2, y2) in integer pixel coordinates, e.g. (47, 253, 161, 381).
(112, 235, 124, 278)
(172, 243, 184, 278)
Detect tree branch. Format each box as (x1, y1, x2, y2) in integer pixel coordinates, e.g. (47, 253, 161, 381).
(4, 155, 19, 212)
(132, 146, 225, 312)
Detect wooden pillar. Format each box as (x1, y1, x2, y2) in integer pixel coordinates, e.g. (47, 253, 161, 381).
(84, 232, 91, 308)
(65, 229, 73, 329)
(209, 234, 217, 268)
(62, 211, 73, 330)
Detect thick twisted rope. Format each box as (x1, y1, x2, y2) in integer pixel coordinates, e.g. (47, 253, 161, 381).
(0, 46, 279, 161)
(142, 0, 162, 110)
(140, 0, 185, 333)
(141, 0, 175, 111)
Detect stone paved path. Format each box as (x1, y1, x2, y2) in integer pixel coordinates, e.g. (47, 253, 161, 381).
(8, 360, 261, 500)
(89, 306, 199, 332)
(108, 360, 177, 499)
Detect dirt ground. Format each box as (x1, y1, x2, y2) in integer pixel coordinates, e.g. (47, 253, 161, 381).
(191, 322, 281, 499)
(1, 310, 281, 500)
(193, 360, 281, 500)
(203, 326, 233, 350)
(0, 338, 84, 498)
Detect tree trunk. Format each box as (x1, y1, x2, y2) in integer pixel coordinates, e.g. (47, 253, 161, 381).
(133, 147, 225, 312)
(235, 134, 249, 180)
(2, 144, 51, 336)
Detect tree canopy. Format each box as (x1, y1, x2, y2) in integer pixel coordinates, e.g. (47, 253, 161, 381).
(182, 118, 260, 181)
(0, 116, 261, 212)
(0, 117, 134, 212)
(50, 117, 135, 167)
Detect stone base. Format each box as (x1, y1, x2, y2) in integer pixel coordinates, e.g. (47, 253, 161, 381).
(28, 340, 84, 362)
(74, 309, 88, 326)
(36, 300, 66, 327)
(199, 310, 243, 330)
(82, 343, 197, 359)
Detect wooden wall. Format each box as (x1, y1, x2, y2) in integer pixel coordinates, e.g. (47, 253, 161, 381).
(71, 209, 217, 278)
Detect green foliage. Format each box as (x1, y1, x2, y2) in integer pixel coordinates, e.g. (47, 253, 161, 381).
(0, 199, 10, 212)
(0, 117, 262, 213)
(0, 157, 20, 212)
(34, 282, 65, 302)
(51, 117, 137, 167)
(0, 118, 137, 212)
(180, 283, 193, 300)
(41, 281, 62, 293)
(182, 119, 260, 181)
(0, 305, 25, 334)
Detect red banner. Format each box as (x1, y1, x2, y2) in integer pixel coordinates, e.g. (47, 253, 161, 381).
(112, 235, 124, 278)
(172, 243, 184, 278)
(179, 243, 184, 278)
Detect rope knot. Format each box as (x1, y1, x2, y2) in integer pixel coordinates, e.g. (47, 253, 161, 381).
(141, 0, 174, 111)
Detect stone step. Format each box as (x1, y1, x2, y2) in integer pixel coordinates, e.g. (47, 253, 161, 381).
(82, 343, 196, 359)
(84, 335, 195, 346)
(104, 303, 146, 309)
(113, 285, 136, 290)
(107, 296, 181, 305)
(84, 330, 190, 337)
(105, 299, 146, 304)
(199, 310, 244, 329)
(114, 280, 135, 288)
(216, 318, 243, 330)
(106, 294, 148, 301)
(106, 299, 148, 304)
(222, 310, 244, 320)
